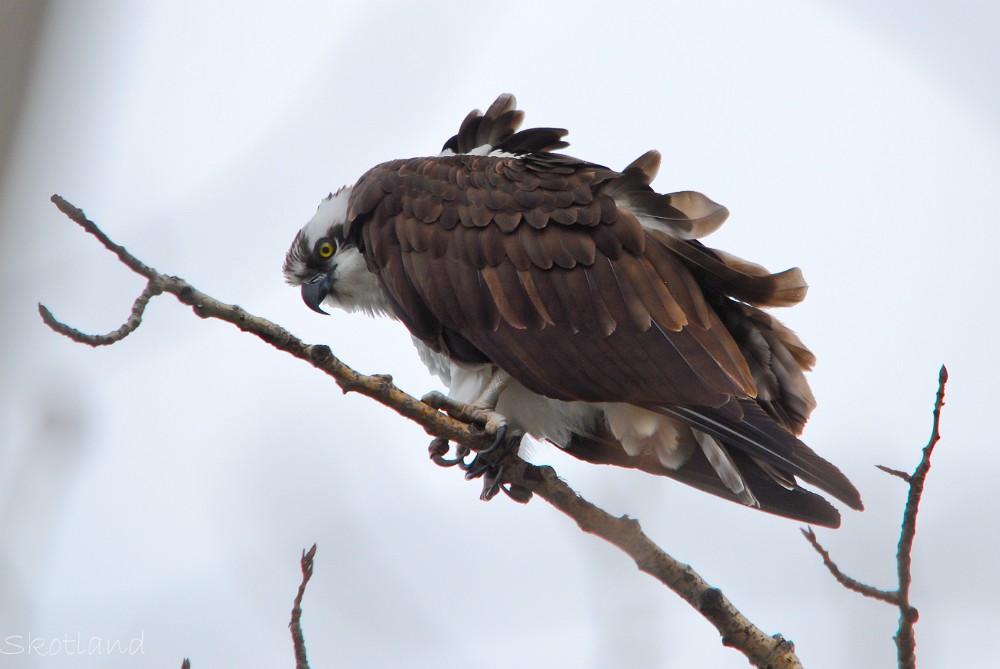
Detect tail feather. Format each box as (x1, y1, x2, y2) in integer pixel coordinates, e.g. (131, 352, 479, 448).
(694, 429, 759, 507)
(653, 232, 809, 308)
(555, 394, 862, 527)
(710, 295, 817, 434)
(654, 401, 863, 511)
(563, 430, 846, 528)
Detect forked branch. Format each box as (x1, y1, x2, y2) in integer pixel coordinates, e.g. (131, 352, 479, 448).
(291, 544, 317, 669)
(804, 366, 948, 669)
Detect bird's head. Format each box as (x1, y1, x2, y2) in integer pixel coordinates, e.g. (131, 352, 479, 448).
(282, 187, 388, 317)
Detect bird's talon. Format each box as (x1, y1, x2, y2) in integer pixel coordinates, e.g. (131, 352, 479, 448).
(502, 483, 533, 504)
(479, 465, 505, 500)
(428, 437, 449, 458)
(478, 423, 507, 458)
(465, 458, 494, 480)
(431, 452, 466, 468)
(419, 388, 522, 498)
(428, 437, 473, 468)
(466, 433, 522, 481)
(421, 390, 449, 409)
(481, 482, 502, 501)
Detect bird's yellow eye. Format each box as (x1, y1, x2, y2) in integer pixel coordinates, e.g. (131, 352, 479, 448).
(318, 241, 335, 259)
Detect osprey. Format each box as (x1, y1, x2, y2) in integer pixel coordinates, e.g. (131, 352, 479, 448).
(283, 94, 862, 527)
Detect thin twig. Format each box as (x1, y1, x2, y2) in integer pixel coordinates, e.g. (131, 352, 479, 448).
(50, 195, 159, 278)
(875, 465, 911, 483)
(800, 527, 896, 604)
(43, 196, 803, 668)
(38, 278, 163, 346)
(290, 544, 317, 669)
(803, 366, 948, 669)
(892, 365, 947, 669)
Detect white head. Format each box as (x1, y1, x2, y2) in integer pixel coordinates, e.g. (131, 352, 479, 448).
(282, 187, 390, 317)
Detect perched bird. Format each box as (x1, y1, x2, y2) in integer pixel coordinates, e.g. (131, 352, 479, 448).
(283, 94, 862, 527)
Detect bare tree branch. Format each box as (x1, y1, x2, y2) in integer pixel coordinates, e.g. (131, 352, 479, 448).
(42, 195, 486, 450)
(519, 459, 802, 667)
(891, 365, 947, 668)
(42, 195, 804, 668)
(874, 465, 911, 483)
(800, 527, 896, 604)
(804, 365, 948, 669)
(39, 278, 163, 346)
(291, 544, 317, 669)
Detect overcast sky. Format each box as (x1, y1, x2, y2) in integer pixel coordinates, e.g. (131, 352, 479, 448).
(2, 1, 998, 668)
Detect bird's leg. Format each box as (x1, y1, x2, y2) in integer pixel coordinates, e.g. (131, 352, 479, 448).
(422, 369, 509, 428)
(422, 369, 524, 498)
(473, 368, 511, 409)
(421, 369, 511, 444)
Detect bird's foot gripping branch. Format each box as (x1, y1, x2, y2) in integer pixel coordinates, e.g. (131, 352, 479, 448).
(421, 389, 531, 502)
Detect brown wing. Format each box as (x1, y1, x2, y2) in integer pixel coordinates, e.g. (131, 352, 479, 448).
(346, 151, 862, 515)
(346, 153, 758, 409)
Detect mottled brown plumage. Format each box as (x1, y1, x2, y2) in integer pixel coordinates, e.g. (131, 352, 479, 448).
(288, 94, 862, 526)
(348, 151, 777, 407)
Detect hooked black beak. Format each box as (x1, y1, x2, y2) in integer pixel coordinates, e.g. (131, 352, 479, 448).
(301, 274, 332, 314)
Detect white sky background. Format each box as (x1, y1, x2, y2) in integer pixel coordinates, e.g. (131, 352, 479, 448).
(1, 1, 998, 667)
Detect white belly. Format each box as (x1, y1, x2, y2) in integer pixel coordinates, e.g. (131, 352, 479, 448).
(412, 337, 598, 447)
(410, 335, 755, 503)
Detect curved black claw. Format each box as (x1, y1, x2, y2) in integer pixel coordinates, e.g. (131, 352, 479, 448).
(466, 459, 496, 481)
(428, 437, 471, 468)
(502, 482, 533, 504)
(479, 466, 532, 503)
(480, 466, 504, 501)
(477, 424, 508, 459)
(467, 432, 522, 481)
